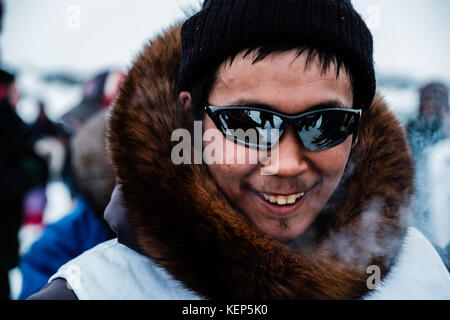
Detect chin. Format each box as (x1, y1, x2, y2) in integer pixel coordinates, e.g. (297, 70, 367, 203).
(271, 232, 302, 243)
(260, 222, 308, 243)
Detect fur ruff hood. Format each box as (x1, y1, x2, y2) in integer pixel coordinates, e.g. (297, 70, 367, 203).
(107, 25, 414, 299)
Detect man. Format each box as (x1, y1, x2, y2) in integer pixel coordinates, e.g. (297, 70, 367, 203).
(30, 0, 450, 299)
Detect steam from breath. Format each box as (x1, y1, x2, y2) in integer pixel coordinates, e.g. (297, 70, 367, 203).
(316, 196, 413, 270)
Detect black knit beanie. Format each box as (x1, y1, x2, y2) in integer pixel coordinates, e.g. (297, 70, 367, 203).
(179, 0, 376, 111)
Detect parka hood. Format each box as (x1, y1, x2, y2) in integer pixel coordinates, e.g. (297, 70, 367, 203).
(107, 25, 414, 299)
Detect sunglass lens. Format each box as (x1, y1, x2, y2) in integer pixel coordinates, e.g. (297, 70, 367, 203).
(297, 110, 357, 151)
(216, 109, 283, 149)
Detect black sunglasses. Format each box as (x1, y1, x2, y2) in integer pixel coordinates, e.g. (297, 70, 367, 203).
(205, 105, 362, 151)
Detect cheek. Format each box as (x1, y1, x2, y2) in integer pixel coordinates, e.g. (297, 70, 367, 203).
(203, 116, 261, 166)
(207, 160, 254, 204)
(311, 137, 353, 185)
(204, 116, 258, 199)
(301, 138, 352, 216)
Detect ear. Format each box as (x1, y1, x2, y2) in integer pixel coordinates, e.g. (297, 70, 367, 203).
(179, 91, 193, 122)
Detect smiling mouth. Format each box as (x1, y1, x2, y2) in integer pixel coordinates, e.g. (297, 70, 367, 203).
(249, 188, 310, 218)
(260, 192, 306, 206)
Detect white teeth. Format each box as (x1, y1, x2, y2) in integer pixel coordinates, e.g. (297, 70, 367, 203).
(287, 195, 297, 204)
(261, 192, 306, 206)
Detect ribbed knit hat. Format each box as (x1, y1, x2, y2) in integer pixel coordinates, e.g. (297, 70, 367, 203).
(179, 0, 376, 111)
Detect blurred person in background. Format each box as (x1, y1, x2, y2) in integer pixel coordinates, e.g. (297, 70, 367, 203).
(60, 70, 125, 135)
(406, 83, 449, 240)
(426, 95, 450, 271)
(60, 70, 125, 198)
(17, 69, 124, 299)
(31, 101, 69, 146)
(407, 83, 449, 155)
(0, 69, 48, 299)
(21, 102, 69, 228)
(31, 101, 70, 182)
(18, 109, 115, 299)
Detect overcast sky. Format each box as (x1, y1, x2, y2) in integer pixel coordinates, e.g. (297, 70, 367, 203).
(1, 0, 449, 84)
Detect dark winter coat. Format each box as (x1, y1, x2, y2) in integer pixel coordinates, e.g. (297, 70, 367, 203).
(0, 100, 48, 272)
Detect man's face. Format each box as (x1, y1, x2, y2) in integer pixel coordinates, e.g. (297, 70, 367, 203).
(200, 50, 354, 242)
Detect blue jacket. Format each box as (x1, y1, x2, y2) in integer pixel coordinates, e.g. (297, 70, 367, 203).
(18, 196, 110, 300)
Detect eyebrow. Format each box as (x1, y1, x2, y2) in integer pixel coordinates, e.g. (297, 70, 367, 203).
(227, 99, 350, 113)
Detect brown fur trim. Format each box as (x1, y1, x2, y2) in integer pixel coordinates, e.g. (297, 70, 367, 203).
(107, 25, 414, 299)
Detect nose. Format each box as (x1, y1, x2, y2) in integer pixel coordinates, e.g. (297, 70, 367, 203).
(261, 127, 310, 177)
